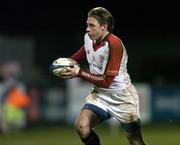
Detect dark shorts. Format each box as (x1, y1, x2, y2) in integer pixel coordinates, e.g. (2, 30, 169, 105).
(82, 103, 110, 121)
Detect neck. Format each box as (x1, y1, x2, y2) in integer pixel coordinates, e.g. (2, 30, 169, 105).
(96, 32, 110, 45)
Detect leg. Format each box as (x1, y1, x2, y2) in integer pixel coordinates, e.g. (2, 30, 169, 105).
(121, 120, 147, 145)
(75, 109, 101, 145)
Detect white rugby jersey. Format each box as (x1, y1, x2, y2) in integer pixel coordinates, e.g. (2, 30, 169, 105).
(84, 33, 132, 92)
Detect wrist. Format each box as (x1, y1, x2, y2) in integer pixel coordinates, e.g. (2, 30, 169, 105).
(77, 69, 82, 77)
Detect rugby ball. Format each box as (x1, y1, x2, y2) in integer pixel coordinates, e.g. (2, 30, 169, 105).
(50, 57, 79, 79)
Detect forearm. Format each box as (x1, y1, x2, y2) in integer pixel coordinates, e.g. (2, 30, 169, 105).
(78, 70, 115, 88)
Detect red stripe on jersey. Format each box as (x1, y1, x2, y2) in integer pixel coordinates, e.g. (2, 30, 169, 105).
(105, 34, 123, 76)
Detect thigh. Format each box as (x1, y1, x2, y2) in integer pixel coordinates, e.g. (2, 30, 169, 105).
(108, 87, 140, 123)
(75, 109, 101, 128)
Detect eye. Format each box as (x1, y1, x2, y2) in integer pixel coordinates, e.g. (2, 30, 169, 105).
(89, 24, 95, 28)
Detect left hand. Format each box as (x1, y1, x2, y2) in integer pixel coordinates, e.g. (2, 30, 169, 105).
(61, 66, 80, 78)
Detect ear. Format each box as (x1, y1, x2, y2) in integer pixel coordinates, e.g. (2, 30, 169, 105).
(102, 24, 108, 31)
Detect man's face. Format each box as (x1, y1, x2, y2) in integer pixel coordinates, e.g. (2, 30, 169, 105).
(86, 17, 105, 40)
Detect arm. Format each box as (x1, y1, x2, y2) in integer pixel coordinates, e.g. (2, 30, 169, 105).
(70, 46, 86, 62)
(78, 38, 123, 88)
(78, 71, 115, 88)
(64, 37, 123, 87)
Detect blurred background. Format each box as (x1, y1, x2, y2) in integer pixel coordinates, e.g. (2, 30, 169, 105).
(0, 0, 179, 145)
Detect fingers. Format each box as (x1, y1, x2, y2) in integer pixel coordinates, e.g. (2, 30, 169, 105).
(61, 71, 72, 76)
(66, 67, 79, 75)
(58, 68, 73, 79)
(58, 66, 80, 79)
(61, 74, 73, 79)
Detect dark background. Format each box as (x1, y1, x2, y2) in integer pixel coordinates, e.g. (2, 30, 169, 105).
(0, 0, 179, 83)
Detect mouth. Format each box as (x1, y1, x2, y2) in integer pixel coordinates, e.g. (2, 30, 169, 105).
(88, 34, 94, 40)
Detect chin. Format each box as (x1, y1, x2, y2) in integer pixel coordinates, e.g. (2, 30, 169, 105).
(88, 34, 94, 40)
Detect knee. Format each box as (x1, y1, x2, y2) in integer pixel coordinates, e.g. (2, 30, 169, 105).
(75, 120, 91, 139)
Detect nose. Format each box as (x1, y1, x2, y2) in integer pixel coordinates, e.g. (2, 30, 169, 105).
(86, 26, 90, 32)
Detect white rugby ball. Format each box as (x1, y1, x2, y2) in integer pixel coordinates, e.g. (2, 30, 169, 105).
(50, 57, 79, 78)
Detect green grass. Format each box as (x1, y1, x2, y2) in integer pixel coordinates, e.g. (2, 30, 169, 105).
(0, 122, 179, 145)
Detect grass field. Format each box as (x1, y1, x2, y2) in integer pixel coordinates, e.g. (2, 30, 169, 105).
(0, 122, 179, 145)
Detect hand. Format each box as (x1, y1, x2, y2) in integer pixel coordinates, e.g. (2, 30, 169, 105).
(61, 65, 80, 78)
(55, 68, 72, 79)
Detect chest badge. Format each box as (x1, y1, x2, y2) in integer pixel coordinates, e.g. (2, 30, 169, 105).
(99, 55, 104, 63)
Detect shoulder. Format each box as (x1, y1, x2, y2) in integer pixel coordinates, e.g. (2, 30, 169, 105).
(107, 34, 123, 49)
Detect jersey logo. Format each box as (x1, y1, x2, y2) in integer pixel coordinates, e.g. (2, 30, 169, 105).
(87, 50, 90, 54)
(99, 55, 104, 63)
